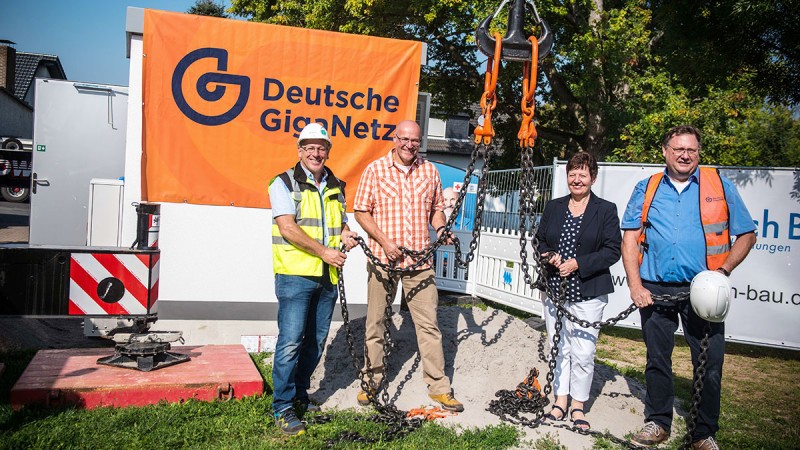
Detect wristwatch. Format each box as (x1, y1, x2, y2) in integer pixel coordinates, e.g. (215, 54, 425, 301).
(717, 267, 731, 277)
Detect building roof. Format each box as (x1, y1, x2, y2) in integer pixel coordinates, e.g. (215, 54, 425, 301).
(0, 86, 32, 110)
(13, 52, 66, 101)
(426, 137, 475, 155)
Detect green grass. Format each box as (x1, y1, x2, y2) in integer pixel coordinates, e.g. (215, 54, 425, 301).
(1, 308, 798, 449)
(479, 298, 536, 320)
(595, 325, 800, 449)
(0, 351, 519, 450)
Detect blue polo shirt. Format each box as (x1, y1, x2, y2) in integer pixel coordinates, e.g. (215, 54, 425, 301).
(621, 168, 755, 283)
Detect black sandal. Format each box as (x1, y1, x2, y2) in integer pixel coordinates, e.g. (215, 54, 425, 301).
(570, 408, 590, 430)
(545, 404, 567, 421)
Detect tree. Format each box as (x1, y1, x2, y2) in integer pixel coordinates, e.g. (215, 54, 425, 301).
(228, 0, 487, 116)
(649, 0, 800, 106)
(187, 0, 229, 18)
(227, 0, 800, 167)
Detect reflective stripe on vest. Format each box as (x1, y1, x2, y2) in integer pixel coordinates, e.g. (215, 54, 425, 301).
(638, 167, 730, 270)
(271, 165, 345, 283)
(698, 167, 730, 269)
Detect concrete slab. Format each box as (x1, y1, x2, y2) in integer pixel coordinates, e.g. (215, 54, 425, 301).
(10, 344, 264, 410)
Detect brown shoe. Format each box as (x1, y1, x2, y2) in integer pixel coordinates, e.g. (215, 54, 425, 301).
(428, 391, 464, 412)
(631, 421, 669, 447)
(357, 389, 375, 406)
(691, 437, 720, 450)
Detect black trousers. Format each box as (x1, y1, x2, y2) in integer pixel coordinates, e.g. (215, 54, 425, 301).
(639, 280, 725, 441)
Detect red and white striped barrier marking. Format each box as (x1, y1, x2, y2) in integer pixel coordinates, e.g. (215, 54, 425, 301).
(69, 253, 160, 316)
(147, 214, 160, 248)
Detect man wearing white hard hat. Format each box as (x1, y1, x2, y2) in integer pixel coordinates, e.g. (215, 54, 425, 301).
(268, 122, 358, 435)
(620, 125, 756, 450)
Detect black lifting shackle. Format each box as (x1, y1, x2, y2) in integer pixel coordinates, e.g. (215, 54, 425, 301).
(476, 0, 552, 62)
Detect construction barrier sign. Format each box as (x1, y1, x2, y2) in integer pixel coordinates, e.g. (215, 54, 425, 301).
(69, 252, 160, 316)
(142, 10, 423, 209)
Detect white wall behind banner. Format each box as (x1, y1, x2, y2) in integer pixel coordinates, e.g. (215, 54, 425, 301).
(553, 162, 800, 350)
(125, 23, 372, 331)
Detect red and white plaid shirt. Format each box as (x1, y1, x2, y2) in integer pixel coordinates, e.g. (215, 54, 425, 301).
(353, 149, 445, 269)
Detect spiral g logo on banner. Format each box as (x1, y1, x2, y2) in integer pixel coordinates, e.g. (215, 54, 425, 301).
(144, 9, 422, 208)
(171, 48, 250, 126)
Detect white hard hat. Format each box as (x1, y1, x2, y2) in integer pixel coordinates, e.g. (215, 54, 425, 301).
(689, 270, 732, 323)
(297, 123, 331, 147)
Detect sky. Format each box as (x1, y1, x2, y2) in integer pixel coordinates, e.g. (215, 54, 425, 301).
(0, 0, 235, 87)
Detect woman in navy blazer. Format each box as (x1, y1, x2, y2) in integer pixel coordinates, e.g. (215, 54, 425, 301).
(535, 152, 621, 430)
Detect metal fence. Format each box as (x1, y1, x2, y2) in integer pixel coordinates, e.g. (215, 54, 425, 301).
(434, 164, 555, 315)
(481, 166, 554, 232)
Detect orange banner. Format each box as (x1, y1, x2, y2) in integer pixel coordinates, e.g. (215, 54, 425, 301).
(142, 10, 422, 209)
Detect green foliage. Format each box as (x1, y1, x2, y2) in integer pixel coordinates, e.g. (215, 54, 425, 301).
(226, 0, 799, 168)
(0, 350, 521, 449)
(2, 319, 799, 448)
(608, 74, 800, 167)
(650, 0, 800, 105)
(187, 0, 229, 18)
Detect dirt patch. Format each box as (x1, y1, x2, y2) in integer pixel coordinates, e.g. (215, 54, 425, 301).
(306, 305, 679, 449)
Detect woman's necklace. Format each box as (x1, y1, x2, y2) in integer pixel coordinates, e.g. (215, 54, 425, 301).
(569, 195, 588, 214)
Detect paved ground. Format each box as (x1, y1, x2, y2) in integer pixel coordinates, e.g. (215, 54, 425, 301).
(0, 201, 29, 244)
(0, 226, 27, 243)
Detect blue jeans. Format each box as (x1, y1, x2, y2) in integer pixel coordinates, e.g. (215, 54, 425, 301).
(272, 273, 337, 413)
(639, 281, 725, 441)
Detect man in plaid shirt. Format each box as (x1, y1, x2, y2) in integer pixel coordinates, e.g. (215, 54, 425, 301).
(353, 120, 464, 412)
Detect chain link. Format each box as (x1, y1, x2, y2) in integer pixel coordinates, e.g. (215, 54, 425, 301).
(329, 262, 424, 446)
(682, 321, 712, 449)
(329, 139, 706, 446)
(488, 143, 686, 446)
(325, 141, 494, 445)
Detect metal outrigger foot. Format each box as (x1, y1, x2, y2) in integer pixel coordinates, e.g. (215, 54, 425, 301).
(97, 331, 190, 372)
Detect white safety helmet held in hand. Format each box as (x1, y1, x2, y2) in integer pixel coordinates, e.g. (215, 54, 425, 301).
(297, 123, 332, 147)
(690, 270, 732, 323)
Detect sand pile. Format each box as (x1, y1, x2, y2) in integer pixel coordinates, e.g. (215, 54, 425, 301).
(308, 305, 673, 449)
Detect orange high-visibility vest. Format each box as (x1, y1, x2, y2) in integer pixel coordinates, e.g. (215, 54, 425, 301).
(637, 167, 730, 270)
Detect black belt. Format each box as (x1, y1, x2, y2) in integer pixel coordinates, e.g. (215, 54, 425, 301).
(642, 280, 691, 288)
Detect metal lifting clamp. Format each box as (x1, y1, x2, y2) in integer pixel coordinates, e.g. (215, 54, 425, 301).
(476, 0, 552, 63)
(474, 0, 552, 147)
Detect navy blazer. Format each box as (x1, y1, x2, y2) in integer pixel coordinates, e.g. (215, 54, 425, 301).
(535, 191, 622, 298)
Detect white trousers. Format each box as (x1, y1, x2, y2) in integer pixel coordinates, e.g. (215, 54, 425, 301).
(542, 294, 608, 402)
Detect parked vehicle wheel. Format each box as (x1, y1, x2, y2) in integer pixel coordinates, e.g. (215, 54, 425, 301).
(1, 138, 23, 150)
(1, 186, 30, 203)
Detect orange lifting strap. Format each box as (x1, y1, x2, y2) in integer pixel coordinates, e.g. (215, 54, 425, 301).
(407, 406, 456, 421)
(517, 36, 539, 148)
(515, 367, 544, 399)
(473, 33, 503, 145)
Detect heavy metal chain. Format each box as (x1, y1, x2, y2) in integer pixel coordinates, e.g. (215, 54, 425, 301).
(518, 145, 543, 291)
(322, 141, 493, 445)
(449, 143, 494, 268)
(488, 144, 563, 430)
(682, 321, 712, 450)
(328, 132, 702, 446)
(321, 264, 423, 446)
(360, 142, 495, 274)
(488, 144, 648, 447)
(545, 291, 687, 331)
(487, 299, 562, 424)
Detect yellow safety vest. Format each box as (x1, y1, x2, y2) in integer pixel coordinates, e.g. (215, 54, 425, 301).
(271, 163, 346, 283)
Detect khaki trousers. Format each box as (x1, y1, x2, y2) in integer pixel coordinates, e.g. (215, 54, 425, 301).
(364, 263, 450, 395)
